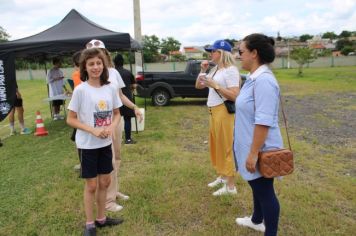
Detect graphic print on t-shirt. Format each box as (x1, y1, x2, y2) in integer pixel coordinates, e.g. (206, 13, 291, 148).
(93, 100, 112, 127)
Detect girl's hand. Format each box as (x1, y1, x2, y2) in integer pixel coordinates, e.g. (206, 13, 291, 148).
(104, 125, 116, 139)
(134, 107, 144, 123)
(91, 127, 108, 139)
(246, 152, 258, 173)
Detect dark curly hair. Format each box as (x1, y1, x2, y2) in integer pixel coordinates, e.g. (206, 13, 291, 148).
(243, 33, 275, 64)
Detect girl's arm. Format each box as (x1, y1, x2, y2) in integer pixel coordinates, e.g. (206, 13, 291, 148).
(104, 108, 121, 139)
(118, 89, 143, 122)
(66, 110, 107, 138)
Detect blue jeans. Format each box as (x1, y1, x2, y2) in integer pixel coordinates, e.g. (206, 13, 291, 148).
(248, 177, 280, 236)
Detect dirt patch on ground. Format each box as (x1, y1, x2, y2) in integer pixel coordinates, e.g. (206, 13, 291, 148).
(283, 92, 356, 147)
(283, 92, 356, 176)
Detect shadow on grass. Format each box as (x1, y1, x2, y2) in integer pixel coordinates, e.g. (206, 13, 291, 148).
(168, 99, 207, 106)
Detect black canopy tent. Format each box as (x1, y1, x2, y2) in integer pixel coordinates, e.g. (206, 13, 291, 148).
(0, 9, 142, 57)
(0, 9, 142, 121)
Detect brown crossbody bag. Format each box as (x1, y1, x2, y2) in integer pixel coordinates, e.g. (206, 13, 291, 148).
(253, 80, 294, 178)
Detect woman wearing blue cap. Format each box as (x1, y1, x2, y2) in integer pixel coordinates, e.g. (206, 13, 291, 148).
(195, 40, 241, 196)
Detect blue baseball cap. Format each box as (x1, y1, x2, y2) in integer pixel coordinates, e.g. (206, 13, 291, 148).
(205, 40, 232, 52)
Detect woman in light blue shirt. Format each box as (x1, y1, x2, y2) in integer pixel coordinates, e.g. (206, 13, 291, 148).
(234, 34, 282, 236)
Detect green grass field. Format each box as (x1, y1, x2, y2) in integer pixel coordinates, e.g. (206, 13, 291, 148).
(0, 66, 355, 235)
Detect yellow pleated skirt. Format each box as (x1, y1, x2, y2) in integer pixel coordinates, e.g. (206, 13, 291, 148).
(209, 104, 235, 177)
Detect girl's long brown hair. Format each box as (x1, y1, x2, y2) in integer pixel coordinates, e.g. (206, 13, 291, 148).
(79, 48, 110, 86)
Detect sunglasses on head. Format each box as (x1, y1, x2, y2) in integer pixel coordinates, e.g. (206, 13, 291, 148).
(86, 40, 103, 49)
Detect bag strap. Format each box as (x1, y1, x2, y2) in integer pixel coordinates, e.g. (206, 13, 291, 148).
(210, 67, 225, 101)
(253, 79, 292, 151)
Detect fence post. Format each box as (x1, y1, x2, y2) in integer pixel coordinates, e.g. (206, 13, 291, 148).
(331, 56, 334, 67)
(172, 62, 176, 71)
(281, 57, 285, 68)
(144, 63, 147, 71)
(28, 64, 33, 80)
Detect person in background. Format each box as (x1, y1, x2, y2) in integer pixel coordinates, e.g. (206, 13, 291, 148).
(113, 54, 137, 145)
(195, 40, 240, 196)
(70, 50, 83, 171)
(234, 33, 282, 236)
(67, 48, 123, 236)
(85, 39, 143, 212)
(72, 51, 82, 89)
(8, 81, 31, 135)
(47, 57, 65, 120)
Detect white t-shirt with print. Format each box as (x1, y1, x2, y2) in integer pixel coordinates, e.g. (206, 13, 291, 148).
(68, 82, 122, 149)
(207, 66, 240, 107)
(108, 68, 125, 92)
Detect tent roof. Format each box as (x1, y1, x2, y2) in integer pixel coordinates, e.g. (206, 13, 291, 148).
(0, 9, 141, 58)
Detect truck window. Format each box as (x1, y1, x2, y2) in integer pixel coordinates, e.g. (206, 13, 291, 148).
(190, 63, 200, 76)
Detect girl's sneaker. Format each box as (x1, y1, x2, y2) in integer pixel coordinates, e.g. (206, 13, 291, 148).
(20, 128, 32, 135)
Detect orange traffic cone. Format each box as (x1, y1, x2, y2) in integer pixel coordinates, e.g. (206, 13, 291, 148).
(34, 111, 48, 136)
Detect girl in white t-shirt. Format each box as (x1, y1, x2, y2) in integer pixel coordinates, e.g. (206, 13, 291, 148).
(67, 48, 123, 235)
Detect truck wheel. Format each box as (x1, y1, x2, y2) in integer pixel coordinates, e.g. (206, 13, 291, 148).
(152, 89, 170, 106)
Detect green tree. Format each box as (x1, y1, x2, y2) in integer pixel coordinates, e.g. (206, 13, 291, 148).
(299, 34, 313, 42)
(341, 46, 354, 56)
(0, 26, 10, 42)
(142, 35, 161, 63)
(336, 39, 353, 51)
(160, 37, 181, 55)
(339, 30, 352, 38)
(290, 47, 317, 76)
(319, 49, 332, 57)
(322, 32, 337, 39)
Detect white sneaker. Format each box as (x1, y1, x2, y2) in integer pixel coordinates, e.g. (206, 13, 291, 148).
(116, 192, 130, 200)
(53, 114, 59, 121)
(106, 203, 123, 212)
(212, 185, 237, 196)
(73, 164, 81, 171)
(208, 177, 227, 188)
(236, 216, 265, 232)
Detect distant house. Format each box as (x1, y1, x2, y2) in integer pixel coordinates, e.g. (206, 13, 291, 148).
(183, 46, 205, 59)
(274, 40, 308, 57)
(332, 51, 342, 57)
(310, 43, 326, 54)
(168, 50, 183, 61)
(307, 35, 336, 54)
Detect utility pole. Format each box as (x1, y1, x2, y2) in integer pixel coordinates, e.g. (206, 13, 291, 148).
(287, 39, 290, 69)
(133, 0, 143, 74)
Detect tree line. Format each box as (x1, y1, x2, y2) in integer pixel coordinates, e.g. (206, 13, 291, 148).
(0, 26, 355, 69)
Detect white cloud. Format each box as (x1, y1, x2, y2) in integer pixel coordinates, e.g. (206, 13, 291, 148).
(0, 0, 355, 46)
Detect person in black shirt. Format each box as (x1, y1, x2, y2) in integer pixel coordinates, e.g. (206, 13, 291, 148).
(113, 54, 137, 144)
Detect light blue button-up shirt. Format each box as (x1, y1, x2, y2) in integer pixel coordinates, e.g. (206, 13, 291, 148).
(233, 65, 283, 181)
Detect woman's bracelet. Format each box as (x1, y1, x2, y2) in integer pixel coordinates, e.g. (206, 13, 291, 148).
(132, 104, 138, 110)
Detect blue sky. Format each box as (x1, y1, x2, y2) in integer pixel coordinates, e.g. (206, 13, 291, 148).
(0, 0, 355, 47)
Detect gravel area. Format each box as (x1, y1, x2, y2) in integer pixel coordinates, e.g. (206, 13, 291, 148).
(283, 92, 356, 147)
